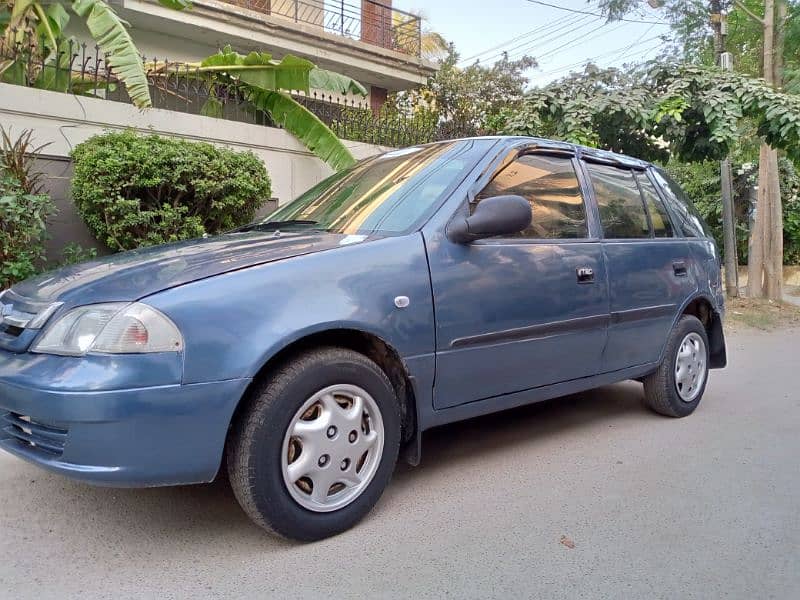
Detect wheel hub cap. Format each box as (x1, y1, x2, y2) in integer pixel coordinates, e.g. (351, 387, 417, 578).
(674, 332, 707, 402)
(281, 384, 384, 512)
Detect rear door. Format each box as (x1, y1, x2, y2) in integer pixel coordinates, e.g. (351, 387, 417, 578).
(582, 161, 696, 372)
(427, 150, 610, 409)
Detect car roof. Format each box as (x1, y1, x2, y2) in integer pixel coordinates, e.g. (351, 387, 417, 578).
(437, 135, 652, 170)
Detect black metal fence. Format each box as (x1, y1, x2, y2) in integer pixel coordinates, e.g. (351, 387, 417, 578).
(224, 0, 422, 56)
(0, 36, 476, 148)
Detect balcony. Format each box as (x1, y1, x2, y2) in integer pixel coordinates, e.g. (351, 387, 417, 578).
(223, 0, 422, 57)
(114, 0, 436, 95)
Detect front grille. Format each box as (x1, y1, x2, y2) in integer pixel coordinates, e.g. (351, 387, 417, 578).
(1, 412, 68, 457)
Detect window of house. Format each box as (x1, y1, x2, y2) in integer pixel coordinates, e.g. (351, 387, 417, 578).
(586, 163, 650, 239)
(635, 172, 674, 237)
(474, 154, 588, 239)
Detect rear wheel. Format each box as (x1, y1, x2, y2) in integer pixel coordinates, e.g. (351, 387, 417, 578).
(226, 347, 401, 541)
(643, 315, 709, 417)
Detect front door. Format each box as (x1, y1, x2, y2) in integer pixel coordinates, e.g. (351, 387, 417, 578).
(427, 152, 610, 410)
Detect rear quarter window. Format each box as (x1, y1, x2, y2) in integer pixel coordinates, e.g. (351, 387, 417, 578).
(650, 168, 710, 238)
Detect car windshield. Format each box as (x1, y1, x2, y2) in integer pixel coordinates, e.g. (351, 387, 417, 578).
(249, 139, 494, 235)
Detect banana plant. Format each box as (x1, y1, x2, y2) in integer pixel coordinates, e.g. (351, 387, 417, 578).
(0, 0, 189, 108)
(148, 47, 368, 170)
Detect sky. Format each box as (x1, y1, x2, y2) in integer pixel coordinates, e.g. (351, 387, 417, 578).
(393, 0, 673, 87)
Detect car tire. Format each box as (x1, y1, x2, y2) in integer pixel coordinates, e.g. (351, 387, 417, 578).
(226, 347, 401, 541)
(643, 315, 710, 418)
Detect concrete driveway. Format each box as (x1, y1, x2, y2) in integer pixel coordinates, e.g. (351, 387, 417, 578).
(1, 327, 798, 599)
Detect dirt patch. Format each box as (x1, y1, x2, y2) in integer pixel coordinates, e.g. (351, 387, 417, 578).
(726, 297, 800, 331)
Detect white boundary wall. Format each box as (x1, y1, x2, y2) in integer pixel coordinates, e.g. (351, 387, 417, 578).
(0, 83, 390, 205)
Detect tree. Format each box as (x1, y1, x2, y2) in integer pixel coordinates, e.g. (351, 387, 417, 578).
(392, 47, 536, 133)
(0, 5, 369, 169)
(502, 62, 800, 207)
(148, 47, 367, 170)
(0, 0, 190, 108)
(594, 0, 800, 299)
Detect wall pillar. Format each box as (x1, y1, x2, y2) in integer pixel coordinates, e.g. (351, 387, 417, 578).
(361, 0, 392, 49)
(370, 86, 388, 113)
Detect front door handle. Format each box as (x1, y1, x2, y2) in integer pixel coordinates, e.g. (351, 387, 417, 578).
(576, 267, 594, 283)
(673, 261, 688, 277)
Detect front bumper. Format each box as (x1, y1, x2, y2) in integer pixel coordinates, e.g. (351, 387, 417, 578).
(0, 350, 251, 487)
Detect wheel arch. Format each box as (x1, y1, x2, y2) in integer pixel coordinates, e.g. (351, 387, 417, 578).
(229, 327, 420, 464)
(670, 294, 727, 369)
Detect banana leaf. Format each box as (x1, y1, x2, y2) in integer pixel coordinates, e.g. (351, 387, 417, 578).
(250, 90, 356, 171)
(157, 0, 193, 9)
(71, 0, 151, 107)
(309, 68, 367, 96)
(199, 46, 315, 93)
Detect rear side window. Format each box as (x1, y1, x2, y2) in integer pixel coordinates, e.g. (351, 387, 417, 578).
(475, 154, 588, 239)
(585, 163, 650, 239)
(635, 173, 674, 237)
(650, 169, 708, 238)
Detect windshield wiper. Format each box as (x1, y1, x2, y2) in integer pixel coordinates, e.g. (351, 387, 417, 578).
(239, 220, 319, 232)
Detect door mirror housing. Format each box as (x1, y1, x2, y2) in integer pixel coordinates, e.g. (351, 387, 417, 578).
(447, 195, 532, 244)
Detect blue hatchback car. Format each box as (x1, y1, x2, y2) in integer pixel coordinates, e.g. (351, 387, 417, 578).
(0, 137, 726, 540)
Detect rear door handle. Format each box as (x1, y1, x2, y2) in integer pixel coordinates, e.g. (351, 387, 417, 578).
(576, 267, 594, 283)
(673, 261, 688, 277)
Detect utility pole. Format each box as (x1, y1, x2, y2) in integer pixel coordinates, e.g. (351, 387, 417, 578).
(710, 0, 739, 297)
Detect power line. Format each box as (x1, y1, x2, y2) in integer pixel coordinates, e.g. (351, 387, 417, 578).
(480, 14, 595, 64)
(535, 34, 663, 78)
(525, 0, 666, 25)
(458, 13, 582, 64)
(534, 20, 661, 78)
(517, 19, 628, 63)
(458, 14, 571, 63)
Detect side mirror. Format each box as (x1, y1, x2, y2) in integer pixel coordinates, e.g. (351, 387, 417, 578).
(447, 195, 532, 244)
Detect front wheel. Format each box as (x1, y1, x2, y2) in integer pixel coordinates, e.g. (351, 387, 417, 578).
(643, 315, 710, 417)
(226, 347, 401, 541)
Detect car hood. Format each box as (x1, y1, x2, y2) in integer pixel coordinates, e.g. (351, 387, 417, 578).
(11, 230, 363, 305)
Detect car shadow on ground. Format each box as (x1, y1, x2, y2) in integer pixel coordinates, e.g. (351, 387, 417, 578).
(5, 381, 649, 547)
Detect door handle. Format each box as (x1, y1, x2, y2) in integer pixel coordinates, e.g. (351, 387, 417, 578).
(576, 267, 595, 283)
(672, 261, 688, 277)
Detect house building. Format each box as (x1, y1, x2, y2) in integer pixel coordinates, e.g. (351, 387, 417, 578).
(72, 0, 438, 111)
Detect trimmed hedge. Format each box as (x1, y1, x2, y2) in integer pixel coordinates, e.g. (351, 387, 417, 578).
(71, 131, 271, 251)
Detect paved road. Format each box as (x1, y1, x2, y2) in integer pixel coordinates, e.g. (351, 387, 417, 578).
(1, 327, 798, 599)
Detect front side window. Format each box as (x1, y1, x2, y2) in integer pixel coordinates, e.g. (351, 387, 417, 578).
(474, 154, 588, 239)
(252, 139, 493, 235)
(586, 163, 650, 239)
(636, 172, 674, 238)
(650, 168, 709, 238)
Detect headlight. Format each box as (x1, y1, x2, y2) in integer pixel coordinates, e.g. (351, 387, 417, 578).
(31, 303, 183, 356)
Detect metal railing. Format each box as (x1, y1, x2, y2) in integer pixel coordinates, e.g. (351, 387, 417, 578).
(222, 0, 422, 56)
(0, 37, 476, 149)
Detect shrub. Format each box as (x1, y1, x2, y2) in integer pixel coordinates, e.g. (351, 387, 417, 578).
(0, 174, 54, 289)
(665, 158, 800, 266)
(70, 131, 271, 251)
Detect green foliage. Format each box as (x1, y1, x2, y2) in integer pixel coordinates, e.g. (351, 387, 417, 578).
(391, 48, 535, 133)
(169, 46, 366, 170)
(250, 90, 356, 171)
(0, 173, 53, 288)
(0, 126, 48, 194)
(59, 241, 97, 266)
(330, 103, 439, 148)
(70, 131, 271, 251)
(596, 1, 800, 86)
(665, 157, 800, 265)
(505, 64, 800, 163)
(1, 0, 189, 107)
